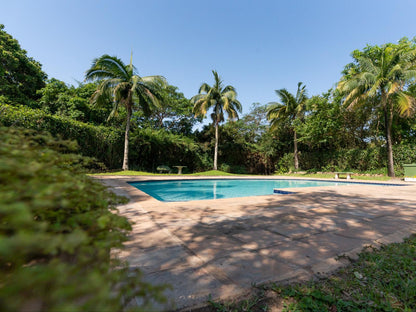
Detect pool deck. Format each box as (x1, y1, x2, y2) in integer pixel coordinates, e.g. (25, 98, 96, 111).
(93, 175, 416, 311)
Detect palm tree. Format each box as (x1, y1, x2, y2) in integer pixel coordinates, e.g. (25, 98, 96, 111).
(85, 54, 165, 170)
(267, 82, 308, 171)
(191, 70, 242, 170)
(337, 44, 416, 177)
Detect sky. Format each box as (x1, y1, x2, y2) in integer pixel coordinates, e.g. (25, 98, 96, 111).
(2, 0, 416, 116)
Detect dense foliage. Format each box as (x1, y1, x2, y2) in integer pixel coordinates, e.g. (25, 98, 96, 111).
(0, 128, 166, 311)
(0, 103, 124, 169)
(267, 82, 308, 170)
(130, 127, 208, 172)
(0, 24, 46, 106)
(337, 39, 416, 176)
(135, 84, 201, 135)
(37, 78, 117, 125)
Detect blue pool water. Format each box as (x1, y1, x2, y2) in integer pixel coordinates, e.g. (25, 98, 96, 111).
(128, 179, 389, 202)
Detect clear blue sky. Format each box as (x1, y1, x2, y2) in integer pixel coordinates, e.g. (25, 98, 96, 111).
(2, 0, 416, 115)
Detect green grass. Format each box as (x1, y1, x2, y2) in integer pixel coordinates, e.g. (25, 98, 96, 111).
(277, 172, 392, 181)
(191, 170, 236, 176)
(206, 234, 416, 311)
(92, 170, 393, 181)
(91, 169, 237, 176)
(92, 170, 164, 176)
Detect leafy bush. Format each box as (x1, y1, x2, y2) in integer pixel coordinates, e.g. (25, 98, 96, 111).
(392, 144, 416, 176)
(275, 153, 295, 173)
(0, 128, 166, 311)
(129, 127, 208, 172)
(276, 144, 416, 175)
(0, 104, 211, 172)
(230, 165, 248, 174)
(0, 103, 124, 169)
(220, 163, 231, 173)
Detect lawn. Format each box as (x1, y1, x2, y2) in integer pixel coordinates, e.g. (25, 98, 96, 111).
(92, 169, 236, 176)
(92, 170, 394, 181)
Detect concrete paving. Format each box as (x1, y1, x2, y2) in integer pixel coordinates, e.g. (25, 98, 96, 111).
(93, 175, 416, 311)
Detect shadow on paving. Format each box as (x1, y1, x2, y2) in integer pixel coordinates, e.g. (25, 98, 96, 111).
(115, 189, 416, 311)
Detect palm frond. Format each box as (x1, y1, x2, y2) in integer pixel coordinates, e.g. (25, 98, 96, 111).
(193, 98, 209, 117)
(223, 85, 237, 93)
(191, 71, 240, 122)
(85, 55, 129, 82)
(357, 56, 377, 74)
(198, 82, 211, 94)
(393, 91, 416, 117)
(403, 69, 416, 82)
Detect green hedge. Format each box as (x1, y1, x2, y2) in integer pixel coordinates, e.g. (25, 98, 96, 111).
(276, 145, 416, 175)
(0, 104, 210, 172)
(129, 127, 209, 172)
(0, 128, 166, 311)
(0, 104, 123, 168)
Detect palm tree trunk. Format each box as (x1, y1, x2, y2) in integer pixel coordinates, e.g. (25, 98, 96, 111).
(122, 105, 132, 171)
(384, 102, 395, 177)
(294, 130, 299, 170)
(214, 119, 219, 170)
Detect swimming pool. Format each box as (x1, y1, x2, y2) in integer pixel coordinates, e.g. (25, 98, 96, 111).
(128, 179, 397, 202)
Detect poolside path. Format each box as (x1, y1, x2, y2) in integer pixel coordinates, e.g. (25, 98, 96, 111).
(94, 176, 416, 311)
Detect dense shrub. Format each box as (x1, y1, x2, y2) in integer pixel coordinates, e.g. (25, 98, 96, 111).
(275, 153, 296, 173)
(0, 128, 166, 311)
(276, 145, 416, 175)
(298, 147, 384, 172)
(0, 103, 123, 168)
(129, 127, 208, 172)
(219, 163, 231, 173)
(0, 104, 211, 172)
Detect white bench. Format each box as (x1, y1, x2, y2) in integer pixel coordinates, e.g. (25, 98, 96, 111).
(334, 172, 353, 180)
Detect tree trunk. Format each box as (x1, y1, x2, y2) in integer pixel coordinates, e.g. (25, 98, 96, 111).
(122, 105, 132, 171)
(213, 120, 219, 170)
(384, 101, 395, 177)
(294, 130, 299, 170)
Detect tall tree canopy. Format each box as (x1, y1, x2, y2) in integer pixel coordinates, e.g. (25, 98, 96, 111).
(0, 24, 46, 106)
(267, 82, 308, 170)
(135, 83, 200, 135)
(37, 79, 115, 125)
(191, 70, 242, 170)
(337, 40, 416, 177)
(85, 54, 166, 170)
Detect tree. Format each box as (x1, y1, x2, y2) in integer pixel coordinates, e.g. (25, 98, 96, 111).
(337, 41, 416, 177)
(297, 90, 371, 151)
(85, 54, 165, 170)
(37, 79, 116, 125)
(267, 82, 308, 170)
(218, 103, 277, 174)
(0, 24, 46, 106)
(135, 84, 200, 135)
(191, 70, 242, 170)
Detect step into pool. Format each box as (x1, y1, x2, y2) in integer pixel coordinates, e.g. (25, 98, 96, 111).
(128, 179, 402, 202)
